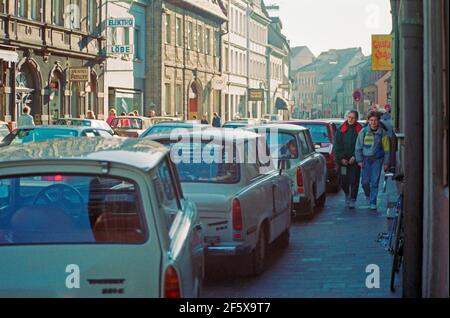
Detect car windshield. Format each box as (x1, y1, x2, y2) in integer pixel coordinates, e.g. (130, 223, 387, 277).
(161, 141, 240, 183)
(10, 129, 79, 145)
(57, 119, 91, 127)
(299, 124, 330, 144)
(110, 118, 143, 129)
(0, 174, 145, 245)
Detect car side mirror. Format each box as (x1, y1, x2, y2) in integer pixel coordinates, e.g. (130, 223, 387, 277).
(315, 144, 321, 150)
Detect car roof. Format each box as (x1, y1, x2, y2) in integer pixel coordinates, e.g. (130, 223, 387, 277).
(15, 125, 101, 132)
(0, 137, 168, 171)
(250, 123, 309, 133)
(284, 120, 335, 125)
(58, 118, 102, 122)
(148, 127, 263, 142)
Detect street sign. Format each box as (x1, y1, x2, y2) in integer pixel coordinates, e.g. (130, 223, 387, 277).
(107, 18, 135, 28)
(68, 67, 90, 82)
(248, 89, 265, 102)
(108, 45, 134, 55)
(372, 34, 393, 71)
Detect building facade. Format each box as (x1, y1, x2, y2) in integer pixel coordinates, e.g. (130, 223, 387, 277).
(0, 0, 105, 126)
(390, 0, 449, 298)
(103, 0, 147, 118)
(290, 45, 315, 75)
(222, 0, 249, 121)
(247, 0, 270, 119)
(267, 16, 291, 117)
(146, 0, 227, 121)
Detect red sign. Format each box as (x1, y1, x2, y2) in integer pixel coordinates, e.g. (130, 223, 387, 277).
(353, 90, 363, 102)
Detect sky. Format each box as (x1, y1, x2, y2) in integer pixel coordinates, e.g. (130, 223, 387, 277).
(267, 0, 393, 56)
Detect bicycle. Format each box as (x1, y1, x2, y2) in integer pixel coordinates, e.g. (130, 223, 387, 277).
(389, 174, 405, 292)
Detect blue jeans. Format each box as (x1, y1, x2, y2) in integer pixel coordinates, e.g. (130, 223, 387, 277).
(361, 157, 383, 205)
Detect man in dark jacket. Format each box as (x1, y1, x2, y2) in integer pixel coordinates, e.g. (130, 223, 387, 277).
(212, 112, 221, 128)
(334, 110, 363, 209)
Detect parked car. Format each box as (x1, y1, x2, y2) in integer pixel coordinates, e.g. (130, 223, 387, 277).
(110, 116, 152, 137)
(149, 129, 292, 275)
(248, 124, 327, 218)
(0, 126, 114, 148)
(0, 121, 10, 140)
(150, 116, 182, 125)
(140, 121, 209, 138)
(282, 120, 340, 192)
(55, 118, 114, 135)
(223, 119, 260, 129)
(0, 137, 204, 298)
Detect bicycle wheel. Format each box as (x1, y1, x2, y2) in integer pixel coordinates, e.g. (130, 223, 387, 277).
(390, 210, 404, 292)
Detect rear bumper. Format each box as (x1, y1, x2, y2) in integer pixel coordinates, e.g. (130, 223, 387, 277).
(205, 244, 252, 257)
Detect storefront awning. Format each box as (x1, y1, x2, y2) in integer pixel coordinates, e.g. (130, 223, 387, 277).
(275, 97, 289, 111)
(0, 49, 19, 63)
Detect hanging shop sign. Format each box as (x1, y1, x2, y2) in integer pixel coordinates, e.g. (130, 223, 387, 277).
(372, 34, 393, 71)
(107, 18, 135, 28)
(68, 67, 90, 82)
(248, 89, 265, 102)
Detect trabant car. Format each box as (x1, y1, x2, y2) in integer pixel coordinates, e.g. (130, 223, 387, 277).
(110, 116, 152, 137)
(248, 124, 327, 218)
(140, 121, 210, 138)
(149, 129, 292, 275)
(0, 126, 114, 148)
(55, 118, 114, 135)
(0, 138, 204, 298)
(283, 120, 340, 192)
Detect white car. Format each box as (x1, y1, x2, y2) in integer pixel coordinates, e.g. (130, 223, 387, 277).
(248, 124, 328, 218)
(150, 129, 292, 275)
(0, 138, 204, 298)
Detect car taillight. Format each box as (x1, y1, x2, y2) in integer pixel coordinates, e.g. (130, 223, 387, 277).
(232, 198, 243, 231)
(297, 167, 304, 193)
(164, 266, 181, 298)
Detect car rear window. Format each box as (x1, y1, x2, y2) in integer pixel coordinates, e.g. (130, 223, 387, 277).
(160, 141, 240, 184)
(0, 175, 146, 245)
(299, 124, 331, 144)
(10, 129, 79, 145)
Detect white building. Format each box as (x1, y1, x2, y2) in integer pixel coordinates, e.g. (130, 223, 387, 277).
(248, 0, 271, 119)
(222, 0, 249, 121)
(103, 0, 147, 118)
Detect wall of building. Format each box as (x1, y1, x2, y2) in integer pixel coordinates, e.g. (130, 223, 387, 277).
(0, 0, 105, 124)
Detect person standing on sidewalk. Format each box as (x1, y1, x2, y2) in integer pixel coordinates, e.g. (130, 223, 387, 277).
(334, 110, 363, 209)
(355, 111, 391, 210)
(17, 106, 35, 128)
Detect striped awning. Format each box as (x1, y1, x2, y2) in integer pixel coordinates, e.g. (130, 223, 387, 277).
(0, 49, 19, 63)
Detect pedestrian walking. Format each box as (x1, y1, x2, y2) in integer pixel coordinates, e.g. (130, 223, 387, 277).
(380, 104, 397, 170)
(86, 110, 96, 120)
(334, 110, 363, 209)
(355, 111, 391, 210)
(201, 115, 209, 125)
(133, 110, 139, 117)
(212, 112, 222, 128)
(17, 106, 35, 128)
(148, 110, 156, 118)
(106, 108, 117, 125)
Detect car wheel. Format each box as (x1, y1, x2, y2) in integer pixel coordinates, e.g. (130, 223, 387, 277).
(278, 229, 290, 249)
(315, 191, 327, 209)
(251, 225, 268, 276)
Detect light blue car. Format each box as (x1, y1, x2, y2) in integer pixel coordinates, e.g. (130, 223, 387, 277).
(0, 138, 204, 298)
